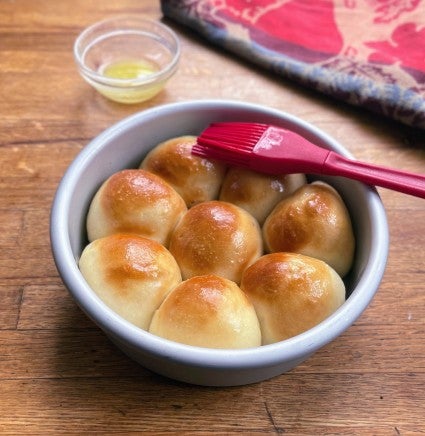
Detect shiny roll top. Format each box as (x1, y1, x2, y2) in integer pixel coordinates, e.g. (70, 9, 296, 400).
(219, 167, 306, 224)
(149, 274, 262, 349)
(169, 200, 263, 284)
(262, 181, 355, 277)
(241, 252, 346, 345)
(79, 233, 182, 330)
(86, 169, 187, 247)
(140, 135, 227, 208)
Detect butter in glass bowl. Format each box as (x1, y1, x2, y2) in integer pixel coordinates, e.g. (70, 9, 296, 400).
(73, 16, 180, 103)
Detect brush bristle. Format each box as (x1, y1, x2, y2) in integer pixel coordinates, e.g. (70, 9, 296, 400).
(198, 122, 268, 151)
(193, 122, 269, 167)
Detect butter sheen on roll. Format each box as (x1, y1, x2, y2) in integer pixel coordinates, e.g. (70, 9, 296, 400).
(149, 274, 262, 349)
(169, 200, 263, 284)
(241, 252, 346, 344)
(219, 167, 306, 224)
(79, 233, 182, 330)
(86, 169, 187, 247)
(140, 136, 227, 208)
(262, 181, 355, 277)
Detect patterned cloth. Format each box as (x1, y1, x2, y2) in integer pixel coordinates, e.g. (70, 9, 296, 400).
(161, 0, 425, 129)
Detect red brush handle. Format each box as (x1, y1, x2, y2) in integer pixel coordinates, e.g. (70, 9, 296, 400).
(324, 152, 425, 198)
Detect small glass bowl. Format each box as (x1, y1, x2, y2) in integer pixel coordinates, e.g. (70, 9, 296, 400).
(74, 16, 180, 104)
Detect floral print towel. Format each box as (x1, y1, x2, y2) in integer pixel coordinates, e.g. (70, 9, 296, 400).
(161, 0, 425, 129)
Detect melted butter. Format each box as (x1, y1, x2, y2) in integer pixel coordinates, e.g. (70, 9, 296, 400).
(102, 59, 158, 80)
(94, 60, 164, 104)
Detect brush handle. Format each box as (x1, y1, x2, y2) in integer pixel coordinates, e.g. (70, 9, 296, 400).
(324, 152, 425, 198)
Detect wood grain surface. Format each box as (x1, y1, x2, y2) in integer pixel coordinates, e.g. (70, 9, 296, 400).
(1, 1, 424, 434)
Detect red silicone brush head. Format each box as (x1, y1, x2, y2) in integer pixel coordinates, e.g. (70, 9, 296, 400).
(192, 122, 269, 167)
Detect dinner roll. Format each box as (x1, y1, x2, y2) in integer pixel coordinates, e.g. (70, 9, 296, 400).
(140, 136, 227, 207)
(79, 233, 182, 330)
(149, 275, 262, 349)
(86, 169, 187, 246)
(240, 252, 346, 344)
(219, 167, 306, 224)
(169, 200, 263, 283)
(262, 181, 355, 277)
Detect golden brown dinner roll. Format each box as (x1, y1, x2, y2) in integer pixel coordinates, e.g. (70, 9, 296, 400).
(149, 274, 261, 349)
(169, 200, 263, 283)
(79, 233, 182, 330)
(240, 252, 346, 344)
(219, 167, 306, 224)
(262, 181, 355, 277)
(140, 136, 227, 207)
(86, 169, 187, 246)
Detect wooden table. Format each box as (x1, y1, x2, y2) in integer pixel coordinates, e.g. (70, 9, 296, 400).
(1, 1, 424, 433)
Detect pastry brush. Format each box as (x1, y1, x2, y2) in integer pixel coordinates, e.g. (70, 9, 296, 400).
(192, 122, 425, 198)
